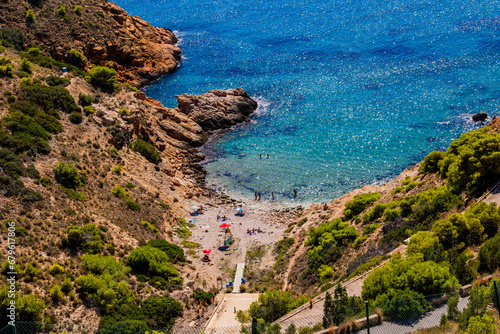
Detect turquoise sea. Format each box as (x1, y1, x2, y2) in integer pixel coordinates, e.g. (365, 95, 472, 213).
(115, 0, 500, 205)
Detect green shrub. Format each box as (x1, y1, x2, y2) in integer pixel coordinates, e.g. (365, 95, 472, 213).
(344, 193, 381, 219)
(0, 63, 13, 78)
(50, 284, 64, 303)
(86, 66, 117, 91)
(126, 199, 141, 211)
(127, 246, 179, 279)
(84, 106, 96, 115)
(419, 151, 446, 174)
(125, 182, 135, 189)
(148, 239, 185, 263)
(466, 314, 497, 334)
(34, 112, 63, 133)
(142, 296, 183, 327)
(40, 177, 53, 187)
(347, 255, 388, 280)
(318, 264, 334, 283)
(45, 75, 70, 87)
(82, 254, 128, 276)
(141, 221, 159, 234)
(175, 227, 191, 239)
(21, 188, 43, 202)
(132, 139, 160, 164)
(54, 162, 85, 189)
(62, 224, 104, 254)
(73, 5, 82, 14)
(297, 217, 307, 226)
(118, 108, 130, 116)
(112, 185, 128, 198)
(49, 264, 64, 275)
(249, 290, 308, 323)
(25, 9, 37, 24)
(421, 128, 500, 196)
(124, 83, 140, 93)
(362, 203, 387, 223)
(20, 77, 32, 86)
(111, 163, 123, 175)
(352, 236, 367, 249)
(374, 289, 432, 321)
(78, 93, 93, 107)
(69, 112, 83, 124)
(363, 223, 380, 235)
(404, 181, 422, 192)
(0, 27, 26, 49)
(57, 5, 66, 16)
(478, 233, 500, 273)
(109, 148, 119, 156)
(181, 240, 201, 249)
(361, 254, 460, 300)
(19, 84, 80, 114)
(193, 290, 214, 304)
(19, 59, 33, 74)
(67, 49, 86, 67)
(61, 278, 72, 293)
(0, 287, 46, 324)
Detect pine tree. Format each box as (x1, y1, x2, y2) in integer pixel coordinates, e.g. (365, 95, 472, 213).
(322, 291, 333, 328)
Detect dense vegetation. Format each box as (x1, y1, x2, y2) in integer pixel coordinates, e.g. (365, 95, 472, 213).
(248, 290, 308, 323)
(303, 218, 359, 279)
(420, 127, 500, 196)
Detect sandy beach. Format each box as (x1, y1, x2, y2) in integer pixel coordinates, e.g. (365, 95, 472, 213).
(175, 196, 299, 291)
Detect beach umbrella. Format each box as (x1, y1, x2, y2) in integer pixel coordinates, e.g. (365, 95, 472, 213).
(203, 249, 211, 254)
(234, 208, 243, 212)
(220, 223, 231, 228)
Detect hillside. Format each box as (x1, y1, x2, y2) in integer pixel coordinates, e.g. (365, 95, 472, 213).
(0, 3, 259, 332)
(0, 0, 181, 87)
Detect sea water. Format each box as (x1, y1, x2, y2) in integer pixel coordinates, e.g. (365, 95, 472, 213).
(114, 0, 500, 205)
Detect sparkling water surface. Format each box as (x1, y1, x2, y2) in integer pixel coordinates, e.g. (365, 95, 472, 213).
(114, 0, 500, 205)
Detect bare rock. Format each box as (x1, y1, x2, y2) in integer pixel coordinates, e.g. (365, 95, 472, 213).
(472, 112, 488, 122)
(175, 88, 258, 132)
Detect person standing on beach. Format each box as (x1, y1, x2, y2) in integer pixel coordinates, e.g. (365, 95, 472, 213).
(272, 191, 275, 200)
(258, 192, 262, 200)
(294, 189, 297, 197)
(255, 192, 258, 200)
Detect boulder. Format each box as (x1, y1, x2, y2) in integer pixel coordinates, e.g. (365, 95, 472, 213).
(472, 113, 488, 122)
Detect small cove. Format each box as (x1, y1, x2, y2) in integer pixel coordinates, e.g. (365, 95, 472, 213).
(115, 0, 500, 205)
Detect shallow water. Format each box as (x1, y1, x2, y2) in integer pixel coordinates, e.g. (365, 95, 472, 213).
(115, 0, 500, 205)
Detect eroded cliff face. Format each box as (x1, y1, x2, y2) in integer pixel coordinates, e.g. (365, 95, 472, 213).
(0, 0, 181, 87)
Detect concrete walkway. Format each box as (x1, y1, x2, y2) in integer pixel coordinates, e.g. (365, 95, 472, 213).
(204, 293, 259, 334)
(233, 263, 245, 293)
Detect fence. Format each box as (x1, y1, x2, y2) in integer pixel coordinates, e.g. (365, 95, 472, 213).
(2, 281, 499, 334)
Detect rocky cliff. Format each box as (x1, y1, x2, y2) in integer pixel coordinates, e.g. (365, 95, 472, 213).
(0, 0, 181, 87)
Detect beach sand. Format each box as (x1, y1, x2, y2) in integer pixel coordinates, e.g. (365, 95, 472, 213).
(178, 197, 298, 290)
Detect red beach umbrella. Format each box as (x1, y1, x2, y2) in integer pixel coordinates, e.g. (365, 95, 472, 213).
(219, 223, 231, 228)
(203, 249, 212, 254)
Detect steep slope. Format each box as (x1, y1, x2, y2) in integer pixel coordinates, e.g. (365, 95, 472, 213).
(0, 0, 181, 86)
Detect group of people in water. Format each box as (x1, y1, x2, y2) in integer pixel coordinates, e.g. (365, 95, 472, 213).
(246, 228, 263, 235)
(254, 189, 297, 201)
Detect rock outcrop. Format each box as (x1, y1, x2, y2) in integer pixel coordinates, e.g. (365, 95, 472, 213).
(175, 88, 258, 133)
(472, 112, 488, 122)
(0, 0, 181, 87)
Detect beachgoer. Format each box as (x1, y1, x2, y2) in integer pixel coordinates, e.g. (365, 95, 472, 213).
(252, 228, 255, 234)
(294, 189, 297, 197)
(258, 192, 262, 200)
(247, 229, 251, 235)
(267, 154, 269, 158)
(257, 227, 262, 233)
(271, 191, 274, 200)
(260, 154, 262, 159)
(223, 215, 227, 220)
(217, 215, 220, 220)
(255, 192, 258, 200)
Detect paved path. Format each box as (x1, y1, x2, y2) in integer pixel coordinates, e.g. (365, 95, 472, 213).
(204, 293, 259, 334)
(233, 263, 246, 293)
